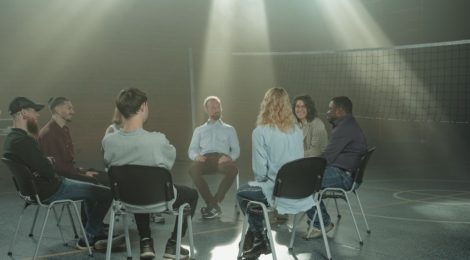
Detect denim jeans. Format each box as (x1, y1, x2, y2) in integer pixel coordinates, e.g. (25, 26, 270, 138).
(42, 178, 112, 236)
(306, 166, 353, 228)
(236, 183, 268, 233)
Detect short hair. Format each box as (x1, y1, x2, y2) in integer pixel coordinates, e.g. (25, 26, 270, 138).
(115, 88, 148, 119)
(203, 96, 221, 108)
(48, 97, 69, 113)
(292, 95, 318, 122)
(331, 96, 353, 114)
(257, 87, 296, 132)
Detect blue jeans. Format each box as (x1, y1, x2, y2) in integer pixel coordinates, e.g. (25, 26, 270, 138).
(236, 183, 268, 233)
(43, 178, 112, 236)
(306, 166, 353, 228)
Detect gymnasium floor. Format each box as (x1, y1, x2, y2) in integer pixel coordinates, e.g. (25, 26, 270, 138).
(1, 146, 469, 260)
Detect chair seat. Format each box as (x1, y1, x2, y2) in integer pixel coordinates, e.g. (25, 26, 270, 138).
(2, 157, 92, 260)
(237, 157, 332, 260)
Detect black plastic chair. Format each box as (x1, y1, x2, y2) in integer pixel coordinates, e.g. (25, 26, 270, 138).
(105, 165, 195, 260)
(1, 157, 92, 260)
(237, 157, 332, 260)
(317, 147, 376, 245)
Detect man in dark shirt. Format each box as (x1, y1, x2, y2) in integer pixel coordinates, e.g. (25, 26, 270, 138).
(2, 97, 123, 250)
(38, 97, 107, 185)
(305, 96, 367, 238)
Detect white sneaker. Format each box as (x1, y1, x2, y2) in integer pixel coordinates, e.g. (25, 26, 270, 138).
(151, 213, 165, 224)
(304, 222, 334, 239)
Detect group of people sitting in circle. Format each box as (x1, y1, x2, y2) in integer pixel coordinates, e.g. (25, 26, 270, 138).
(2, 86, 367, 259)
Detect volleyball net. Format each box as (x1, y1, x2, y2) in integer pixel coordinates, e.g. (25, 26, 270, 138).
(232, 40, 470, 124)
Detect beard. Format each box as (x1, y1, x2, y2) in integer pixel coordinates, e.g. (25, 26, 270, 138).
(26, 117, 39, 137)
(210, 112, 221, 121)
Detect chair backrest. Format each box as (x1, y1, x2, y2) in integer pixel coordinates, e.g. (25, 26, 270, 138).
(108, 165, 175, 206)
(273, 157, 326, 199)
(1, 156, 39, 200)
(354, 147, 376, 185)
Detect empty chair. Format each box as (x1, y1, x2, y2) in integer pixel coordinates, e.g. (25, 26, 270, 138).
(238, 157, 332, 260)
(105, 164, 195, 260)
(319, 147, 376, 245)
(1, 157, 92, 260)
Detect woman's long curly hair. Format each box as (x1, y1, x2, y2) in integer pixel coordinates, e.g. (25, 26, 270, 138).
(256, 87, 296, 133)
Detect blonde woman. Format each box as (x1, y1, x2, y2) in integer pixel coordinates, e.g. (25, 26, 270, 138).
(237, 88, 313, 259)
(104, 108, 123, 135)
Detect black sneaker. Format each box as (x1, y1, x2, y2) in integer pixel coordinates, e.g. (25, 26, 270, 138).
(201, 206, 221, 219)
(76, 234, 94, 250)
(164, 239, 189, 259)
(242, 232, 271, 259)
(140, 237, 155, 259)
(239, 229, 254, 251)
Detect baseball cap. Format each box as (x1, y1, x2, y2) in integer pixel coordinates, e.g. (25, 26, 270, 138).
(8, 97, 45, 115)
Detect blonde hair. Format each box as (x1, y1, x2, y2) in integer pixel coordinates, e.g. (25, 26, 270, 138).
(256, 88, 296, 132)
(111, 107, 123, 125)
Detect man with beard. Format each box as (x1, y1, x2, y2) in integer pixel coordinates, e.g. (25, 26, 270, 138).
(188, 96, 240, 219)
(2, 97, 124, 250)
(38, 97, 107, 185)
(304, 96, 368, 239)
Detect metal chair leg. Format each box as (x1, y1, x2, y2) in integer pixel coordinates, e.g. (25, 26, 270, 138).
(8, 203, 28, 256)
(316, 203, 332, 260)
(260, 204, 276, 260)
(306, 210, 318, 238)
(70, 202, 93, 256)
(33, 206, 52, 260)
(237, 210, 250, 258)
(186, 209, 195, 259)
(235, 175, 240, 214)
(355, 192, 371, 233)
(176, 206, 185, 260)
(334, 197, 341, 218)
(288, 214, 300, 250)
(105, 209, 116, 260)
(52, 206, 68, 246)
(344, 193, 363, 245)
(123, 214, 132, 258)
(66, 204, 79, 239)
(29, 205, 40, 237)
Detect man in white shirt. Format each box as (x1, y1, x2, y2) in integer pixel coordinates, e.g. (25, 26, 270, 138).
(188, 96, 240, 219)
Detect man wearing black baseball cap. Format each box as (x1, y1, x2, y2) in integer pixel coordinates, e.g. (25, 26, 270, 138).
(8, 97, 45, 114)
(3, 96, 124, 251)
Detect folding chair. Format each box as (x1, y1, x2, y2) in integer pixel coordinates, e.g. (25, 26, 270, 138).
(1, 157, 92, 260)
(238, 157, 332, 260)
(319, 147, 376, 245)
(105, 165, 195, 260)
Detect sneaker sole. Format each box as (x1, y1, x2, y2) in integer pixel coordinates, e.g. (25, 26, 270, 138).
(304, 224, 334, 240)
(163, 254, 189, 259)
(202, 212, 221, 219)
(140, 252, 156, 259)
(76, 243, 93, 250)
(94, 234, 126, 250)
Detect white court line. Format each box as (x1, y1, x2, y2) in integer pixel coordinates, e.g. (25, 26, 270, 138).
(366, 178, 470, 183)
(364, 212, 470, 225)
